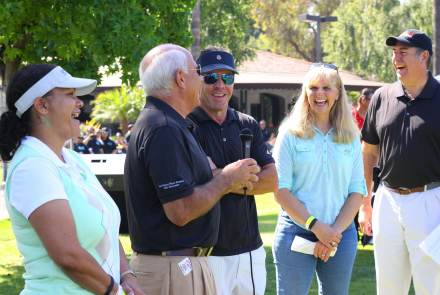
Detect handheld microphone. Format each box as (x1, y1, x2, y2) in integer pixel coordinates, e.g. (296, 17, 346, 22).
(240, 128, 253, 159)
(239, 127, 256, 295)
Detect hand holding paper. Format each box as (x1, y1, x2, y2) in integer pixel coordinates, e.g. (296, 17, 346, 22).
(291, 236, 337, 257)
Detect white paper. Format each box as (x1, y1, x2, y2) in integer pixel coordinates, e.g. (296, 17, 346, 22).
(420, 224, 440, 266)
(178, 257, 193, 276)
(291, 236, 337, 257)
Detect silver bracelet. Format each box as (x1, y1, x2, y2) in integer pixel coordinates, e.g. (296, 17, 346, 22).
(120, 269, 137, 279)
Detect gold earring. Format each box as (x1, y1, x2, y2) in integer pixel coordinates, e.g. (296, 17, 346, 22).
(46, 114, 50, 127)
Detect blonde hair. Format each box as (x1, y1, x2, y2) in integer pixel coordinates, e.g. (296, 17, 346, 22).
(281, 67, 360, 143)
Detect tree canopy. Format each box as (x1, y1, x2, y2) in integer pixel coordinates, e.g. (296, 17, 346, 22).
(199, 0, 256, 65)
(323, 0, 433, 83)
(252, 0, 341, 61)
(0, 0, 196, 111)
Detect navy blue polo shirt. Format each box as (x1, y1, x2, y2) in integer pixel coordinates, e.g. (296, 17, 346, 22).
(261, 128, 271, 142)
(87, 137, 103, 154)
(102, 138, 117, 154)
(124, 96, 219, 253)
(362, 72, 440, 188)
(74, 143, 89, 154)
(187, 106, 275, 256)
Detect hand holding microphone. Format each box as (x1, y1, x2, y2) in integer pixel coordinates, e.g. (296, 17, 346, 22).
(222, 158, 260, 191)
(218, 128, 260, 191)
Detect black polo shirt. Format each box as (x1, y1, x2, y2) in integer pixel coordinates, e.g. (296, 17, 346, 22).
(87, 137, 103, 154)
(261, 128, 271, 142)
(362, 72, 440, 188)
(124, 96, 219, 253)
(187, 107, 275, 256)
(102, 138, 117, 154)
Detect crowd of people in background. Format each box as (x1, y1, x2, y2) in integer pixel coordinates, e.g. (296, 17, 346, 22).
(73, 125, 132, 155)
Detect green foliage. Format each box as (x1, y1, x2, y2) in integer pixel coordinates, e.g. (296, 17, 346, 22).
(347, 91, 361, 105)
(91, 86, 145, 133)
(0, 0, 196, 86)
(252, 0, 341, 61)
(323, 0, 433, 83)
(200, 0, 256, 65)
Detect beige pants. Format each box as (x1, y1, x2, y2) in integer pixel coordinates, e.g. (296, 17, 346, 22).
(130, 252, 218, 295)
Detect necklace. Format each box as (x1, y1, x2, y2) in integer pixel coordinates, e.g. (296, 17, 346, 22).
(402, 86, 414, 100)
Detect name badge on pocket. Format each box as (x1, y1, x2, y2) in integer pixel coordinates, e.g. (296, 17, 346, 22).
(178, 257, 193, 276)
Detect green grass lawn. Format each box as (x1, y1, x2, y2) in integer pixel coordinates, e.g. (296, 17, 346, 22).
(0, 193, 415, 294)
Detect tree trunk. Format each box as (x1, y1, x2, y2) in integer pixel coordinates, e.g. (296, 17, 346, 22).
(434, 0, 440, 75)
(120, 116, 128, 135)
(0, 36, 30, 114)
(191, 0, 201, 61)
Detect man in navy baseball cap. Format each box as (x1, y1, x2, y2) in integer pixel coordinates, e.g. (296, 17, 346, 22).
(188, 46, 277, 295)
(386, 29, 433, 56)
(360, 29, 440, 294)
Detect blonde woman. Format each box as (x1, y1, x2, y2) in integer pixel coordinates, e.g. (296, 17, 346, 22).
(272, 63, 367, 295)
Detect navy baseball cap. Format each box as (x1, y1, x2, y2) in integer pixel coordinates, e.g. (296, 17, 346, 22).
(386, 29, 432, 56)
(196, 51, 239, 74)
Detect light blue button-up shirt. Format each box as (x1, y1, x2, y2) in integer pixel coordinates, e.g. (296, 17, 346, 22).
(273, 126, 367, 229)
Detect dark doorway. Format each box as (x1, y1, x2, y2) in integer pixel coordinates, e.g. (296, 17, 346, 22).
(229, 95, 240, 111)
(260, 93, 285, 128)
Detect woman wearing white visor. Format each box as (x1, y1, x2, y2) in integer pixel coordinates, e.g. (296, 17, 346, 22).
(0, 64, 144, 295)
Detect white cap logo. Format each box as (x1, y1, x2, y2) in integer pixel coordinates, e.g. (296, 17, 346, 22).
(216, 55, 222, 60)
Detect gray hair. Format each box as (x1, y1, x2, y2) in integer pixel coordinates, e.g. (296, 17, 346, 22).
(139, 49, 188, 97)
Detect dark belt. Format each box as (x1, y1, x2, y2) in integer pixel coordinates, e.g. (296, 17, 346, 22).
(382, 181, 440, 195)
(143, 247, 213, 257)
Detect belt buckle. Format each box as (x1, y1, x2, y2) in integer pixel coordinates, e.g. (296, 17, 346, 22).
(399, 187, 411, 194)
(194, 247, 213, 257)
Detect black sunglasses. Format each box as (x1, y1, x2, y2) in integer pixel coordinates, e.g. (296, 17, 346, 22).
(203, 73, 235, 85)
(308, 62, 339, 73)
(187, 64, 202, 76)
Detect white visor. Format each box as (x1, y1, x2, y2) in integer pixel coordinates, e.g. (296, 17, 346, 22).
(15, 66, 97, 117)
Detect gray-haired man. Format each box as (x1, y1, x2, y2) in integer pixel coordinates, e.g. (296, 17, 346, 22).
(124, 44, 260, 295)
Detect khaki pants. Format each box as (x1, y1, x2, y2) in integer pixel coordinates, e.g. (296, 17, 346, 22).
(130, 252, 218, 295)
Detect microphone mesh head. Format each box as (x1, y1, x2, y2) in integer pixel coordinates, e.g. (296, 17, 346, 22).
(240, 128, 253, 141)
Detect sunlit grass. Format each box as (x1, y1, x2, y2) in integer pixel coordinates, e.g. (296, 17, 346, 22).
(0, 193, 415, 294)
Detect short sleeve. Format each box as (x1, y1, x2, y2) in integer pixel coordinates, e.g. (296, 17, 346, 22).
(361, 92, 380, 145)
(143, 126, 197, 204)
(348, 136, 367, 196)
(272, 128, 294, 191)
(9, 158, 68, 219)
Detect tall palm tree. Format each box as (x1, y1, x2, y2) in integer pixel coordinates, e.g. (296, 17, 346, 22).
(91, 86, 144, 134)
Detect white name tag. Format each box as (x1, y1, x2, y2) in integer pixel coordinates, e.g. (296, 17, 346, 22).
(178, 257, 193, 276)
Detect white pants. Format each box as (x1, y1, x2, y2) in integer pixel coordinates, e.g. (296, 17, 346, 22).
(208, 246, 266, 295)
(373, 185, 440, 295)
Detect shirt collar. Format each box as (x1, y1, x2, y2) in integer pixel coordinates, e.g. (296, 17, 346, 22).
(145, 96, 191, 129)
(21, 136, 83, 171)
(314, 126, 334, 137)
(189, 106, 238, 123)
(395, 71, 439, 100)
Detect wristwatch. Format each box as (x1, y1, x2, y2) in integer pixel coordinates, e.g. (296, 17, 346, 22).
(120, 269, 137, 279)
